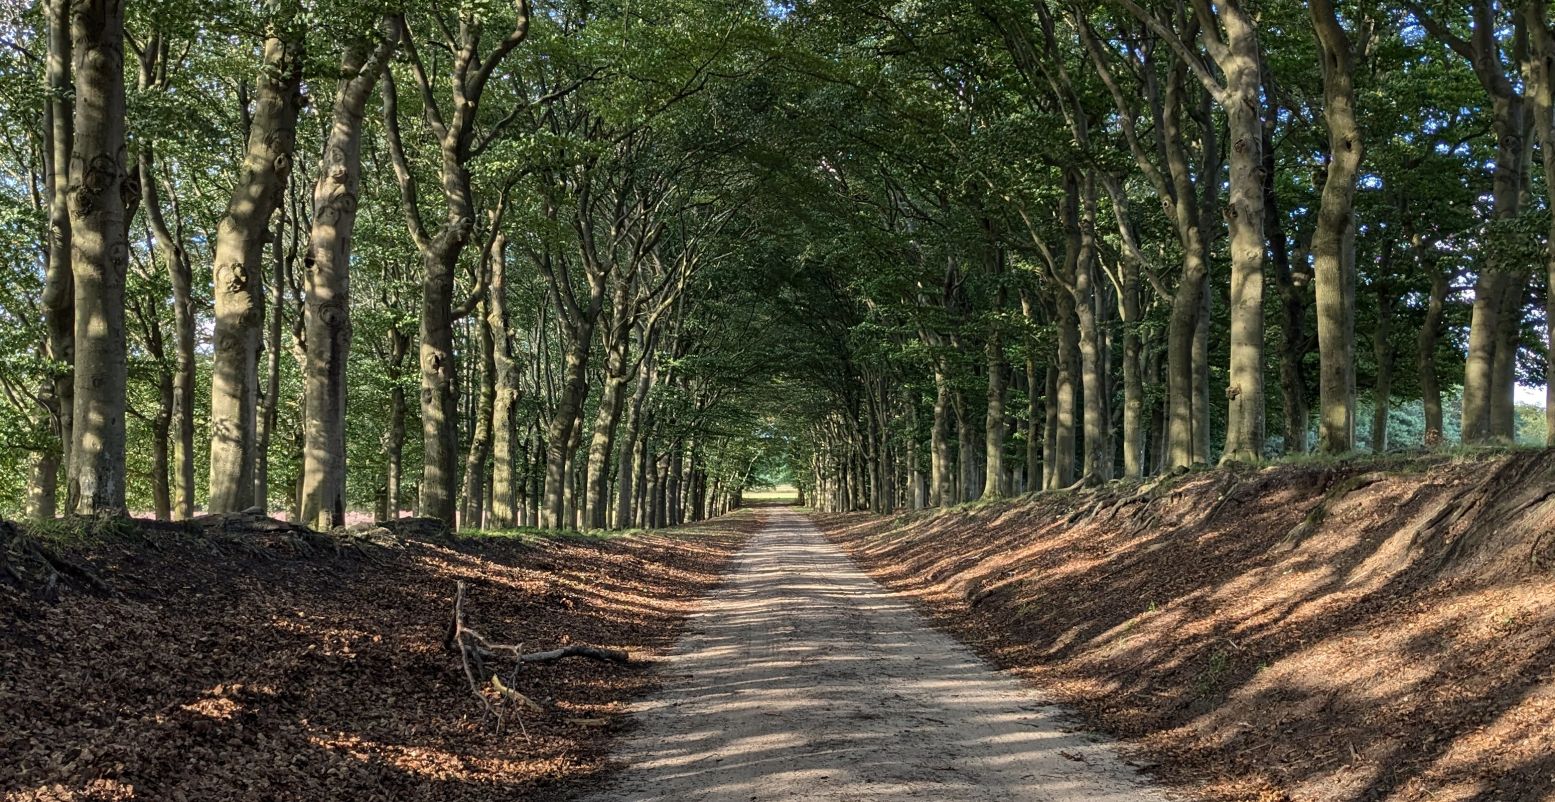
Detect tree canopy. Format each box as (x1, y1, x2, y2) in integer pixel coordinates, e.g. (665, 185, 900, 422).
(0, 0, 1550, 525)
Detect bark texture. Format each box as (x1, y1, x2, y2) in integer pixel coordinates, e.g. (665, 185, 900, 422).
(208, 29, 304, 513)
(300, 25, 399, 529)
(65, 0, 131, 516)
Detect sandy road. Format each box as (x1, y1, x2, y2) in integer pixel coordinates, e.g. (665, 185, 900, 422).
(586, 507, 1171, 802)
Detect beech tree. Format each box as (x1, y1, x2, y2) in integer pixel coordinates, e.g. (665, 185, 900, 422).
(1, 0, 1552, 525)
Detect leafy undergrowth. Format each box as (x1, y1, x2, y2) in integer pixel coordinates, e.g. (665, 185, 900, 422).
(1, 509, 756, 801)
(819, 450, 1555, 802)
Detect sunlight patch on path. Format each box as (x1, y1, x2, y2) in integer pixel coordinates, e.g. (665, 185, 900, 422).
(586, 508, 1171, 802)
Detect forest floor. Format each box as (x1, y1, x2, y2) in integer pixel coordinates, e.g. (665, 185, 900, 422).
(580, 507, 1166, 802)
(0, 509, 754, 802)
(820, 450, 1555, 802)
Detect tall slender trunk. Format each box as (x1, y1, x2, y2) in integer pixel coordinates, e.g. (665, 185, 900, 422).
(255, 212, 287, 513)
(1052, 292, 1079, 488)
(459, 296, 496, 529)
(65, 0, 130, 515)
(488, 236, 521, 528)
(151, 369, 173, 520)
(1262, 85, 1309, 455)
(1311, 0, 1362, 454)
(586, 284, 634, 528)
(36, 0, 73, 518)
(1072, 174, 1107, 483)
(1372, 281, 1395, 452)
(1216, 10, 1268, 464)
(614, 352, 654, 528)
(1043, 363, 1059, 489)
(1526, 2, 1555, 443)
(1416, 240, 1448, 444)
(1161, 69, 1211, 469)
(541, 331, 594, 528)
(982, 320, 1006, 499)
(384, 326, 409, 519)
(139, 150, 196, 518)
(930, 369, 953, 505)
(1448, 3, 1528, 443)
(300, 26, 398, 529)
(209, 30, 304, 513)
(954, 392, 978, 502)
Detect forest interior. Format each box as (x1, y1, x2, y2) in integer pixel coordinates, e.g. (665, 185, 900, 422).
(3, 0, 1555, 799)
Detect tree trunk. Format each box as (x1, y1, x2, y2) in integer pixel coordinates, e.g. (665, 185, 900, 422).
(1527, 2, 1555, 444)
(585, 284, 634, 529)
(65, 0, 131, 516)
(300, 27, 398, 529)
(36, 0, 73, 518)
(930, 368, 954, 505)
(1372, 283, 1395, 452)
(1262, 85, 1309, 456)
(1311, 0, 1362, 455)
(254, 211, 287, 514)
(982, 328, 1006, 499)
(488, 235, 522, 529)
(1216, 11, 1268, 464)
(954, 392, 979, 502)
(139, 151, 196, 518)
(418, 246, 462, 523)
(384, 326, 409, 519)
(209, 30, 304, 513)
(614, 353, 654, 528)
(1052, 294, 1079, 488)
(1071, 174, 1107, 484)
(459, 295, 496, 529)
(1452, 4, 1527, 444)
(541, 332, 594, 528)
(1416, 240, 1448, 444)
(151, 370, 173, 520)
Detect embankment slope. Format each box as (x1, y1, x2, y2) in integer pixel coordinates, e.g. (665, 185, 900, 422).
(822, 452, 1555, 802)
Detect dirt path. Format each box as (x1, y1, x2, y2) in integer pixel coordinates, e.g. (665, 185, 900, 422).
(587, 507, 1171, 802)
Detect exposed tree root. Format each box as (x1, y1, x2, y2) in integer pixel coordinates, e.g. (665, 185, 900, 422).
(1278, 471, 1388, 551)
(0, 520, 113, 601)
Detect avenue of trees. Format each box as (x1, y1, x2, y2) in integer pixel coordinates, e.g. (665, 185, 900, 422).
(0, 0, 1551, 526)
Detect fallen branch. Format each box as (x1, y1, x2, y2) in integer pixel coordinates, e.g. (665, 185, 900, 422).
(447, 580, 635, 732)
(519, 644, 631, 664)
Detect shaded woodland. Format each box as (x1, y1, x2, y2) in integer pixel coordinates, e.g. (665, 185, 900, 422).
(0, 0, 1552, 526)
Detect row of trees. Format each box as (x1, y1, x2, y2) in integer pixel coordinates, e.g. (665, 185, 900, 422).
(769, 0, 1555, 513)
(2, 0, 1553, 527)
(0, 0, 794, 528)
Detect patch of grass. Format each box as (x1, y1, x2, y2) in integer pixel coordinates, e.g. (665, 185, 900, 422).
(1195, 647, 1231, 697)
(743, 485, 799, 503)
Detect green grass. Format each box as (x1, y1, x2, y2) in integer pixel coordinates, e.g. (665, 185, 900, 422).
(743, 485, 799, 503)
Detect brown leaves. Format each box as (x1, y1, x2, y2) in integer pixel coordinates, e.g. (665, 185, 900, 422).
(1, 514, 754, 801)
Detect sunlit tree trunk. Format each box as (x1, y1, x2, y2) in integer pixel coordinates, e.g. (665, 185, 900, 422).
(209, 29, 304, 513)
(65, 0, 131, 515)
(930, 369, 953, 505)
(300, 26, 398, 529)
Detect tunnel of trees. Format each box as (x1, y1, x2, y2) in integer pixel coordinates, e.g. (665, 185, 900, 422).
(0, 0, 1551, 529)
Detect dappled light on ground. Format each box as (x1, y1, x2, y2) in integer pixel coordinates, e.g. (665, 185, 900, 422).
(589, 509, 1163, 801)
(823, 453, 1555, 802)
